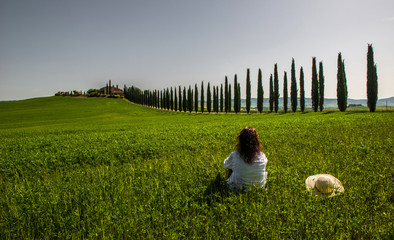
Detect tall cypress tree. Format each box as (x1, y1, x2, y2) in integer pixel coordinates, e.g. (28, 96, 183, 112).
(201, 81, 204, 113)
(274, 64, 279, 113)
(194, 84, 198, 113)
(170, 87, 174, 111)
(269, 74, 274, 112)
(291, 58, 297, 112)
(225, 76, 228, 113)
(257, 68, 263, 113)
(337, 53, 348, 112)
(188, 86, 193, 112)
(207, 82, 211, 113)
(367, 44, 378, 112)
(191, 89, 194, 112)
(220, 84, 224, 112)
(213, 86, 216, 113)
(186, 87, 189, 112)
(283, 71, 288, 113)
(178, 86, 182, 112)
(174, 88, 178, 111)
(319, 61, 325, 112)
(234, 74, 238, 113)
(300, 67, 305, 112)
(311, 57, 319, 112)
(183, 87, 187, 112)
(337, 53, 343, 111)
(160, 90, 163, 109)
(246, 68, 251, 113)
(228, 84, 232, 113)
(235, 83, 239, 113)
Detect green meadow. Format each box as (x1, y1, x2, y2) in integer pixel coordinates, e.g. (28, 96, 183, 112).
(0, 97, 393, 239)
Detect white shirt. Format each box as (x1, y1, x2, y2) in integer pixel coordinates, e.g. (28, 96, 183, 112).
(223, 151, 268, 191)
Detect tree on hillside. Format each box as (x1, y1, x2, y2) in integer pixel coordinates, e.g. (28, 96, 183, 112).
(201, 81, 204, 113)
(319, 61, 325, 112)
(220, 84, 224, 112)
(246, 68, 251, 113)
(160, 90, 163, 109)
(300, 67, 305, 112)
(163, 89, 166, 109)
(257, 68, 263, 113)
(311, 57, 319, 112)
(274, 64, 279, 112)
(194, 84, 199, 113)
(212, 86, 216, 112)
(170, 87, 174, 111)
(337, 52, 348, 112)
(190, 88, 194, 112)
(367, 44, 378, 112)
(166, 88, 170, 110)
(228, 84, 232, 112)
(188, 86, 193, 112)
(174, 88, 178, 111)
(207, 82, 211, 113)
(283, 72, 288, 113)
(291, 58, 297, 112)
(178, 86, 182, 112)
(234, 74, 238, 113)
(157, 90, 160, 108)
(225, 77, 229, 113)
(269, 74, 274, 112)
(183, 87, 187, 112)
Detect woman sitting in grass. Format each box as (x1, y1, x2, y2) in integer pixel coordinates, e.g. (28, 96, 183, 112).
(224, 127, 268, 192)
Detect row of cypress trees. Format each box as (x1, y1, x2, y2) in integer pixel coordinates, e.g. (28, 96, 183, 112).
(124, 45, 378, 113)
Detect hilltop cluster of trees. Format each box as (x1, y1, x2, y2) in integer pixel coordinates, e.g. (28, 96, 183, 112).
(55, 90, 85, 97)
(55, 88, 123, 98)
(124, 45, 379, 113)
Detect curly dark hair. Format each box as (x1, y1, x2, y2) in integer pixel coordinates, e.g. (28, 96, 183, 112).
(236, 127, 263, 164)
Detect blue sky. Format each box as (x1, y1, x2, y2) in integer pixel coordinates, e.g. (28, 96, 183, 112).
(1, 0, 393, 100)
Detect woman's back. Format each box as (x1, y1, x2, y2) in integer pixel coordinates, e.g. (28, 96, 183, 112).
(223, 150, 268, 191)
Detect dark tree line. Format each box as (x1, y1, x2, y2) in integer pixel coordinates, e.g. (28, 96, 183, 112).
(124, 45, 377, 113)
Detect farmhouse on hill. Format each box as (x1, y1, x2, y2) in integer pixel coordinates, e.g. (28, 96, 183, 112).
(100, 80, 123, 95)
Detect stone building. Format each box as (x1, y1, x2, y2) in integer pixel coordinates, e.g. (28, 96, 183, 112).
(100, 80, 123, 95)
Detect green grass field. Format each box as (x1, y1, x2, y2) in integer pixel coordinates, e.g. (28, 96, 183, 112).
(0, 97, 393, 239)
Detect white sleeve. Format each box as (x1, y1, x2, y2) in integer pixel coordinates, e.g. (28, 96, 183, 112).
(223, 152, 233, 169)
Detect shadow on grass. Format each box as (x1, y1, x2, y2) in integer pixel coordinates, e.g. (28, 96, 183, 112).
(322, 111, 336, 114)
(203, 173, 231, 205)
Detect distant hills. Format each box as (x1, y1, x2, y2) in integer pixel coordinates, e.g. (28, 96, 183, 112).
(244, 97, 394, 110)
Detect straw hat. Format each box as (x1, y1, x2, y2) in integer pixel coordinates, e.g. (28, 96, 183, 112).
(305, 174, 344, 198)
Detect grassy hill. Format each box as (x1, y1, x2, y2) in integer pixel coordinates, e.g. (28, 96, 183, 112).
(0, 97, 393, 239)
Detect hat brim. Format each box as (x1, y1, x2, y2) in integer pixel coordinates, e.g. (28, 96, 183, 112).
(305, 174, 344, 198)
